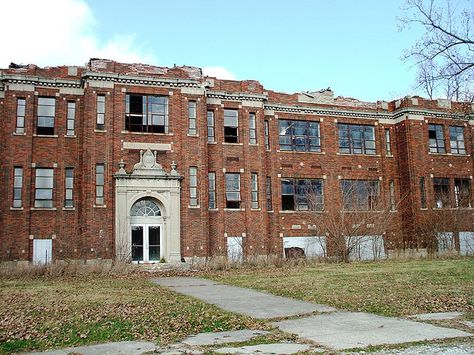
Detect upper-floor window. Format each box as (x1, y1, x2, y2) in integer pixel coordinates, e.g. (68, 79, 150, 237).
(12, 167, 23, 208)
(37, 97, 55, 135)
(208, 172, 216, 209)
(264, 120, 270, 150)
(279, 120, 321, 152)
(16, 98, 26, 134)
(125, 94, 168, 133)
(224, 109, 238, 143)
(96, 95, 105, 130)
(64, 168, 74, 208)
(281, 178, 323, 211)
(385, 128, 392, 156)
(66, 101, 76, 136)
(454, 178, 471, 208)
(428, 124, 445, 153)
(433, 177, 450, 208)
(338, 124, 375, 155)
(35, 168, 54, 208)
(449, 126, 466, 155)
(225, 173, 241, 208)
(251, 173, 259, 209)
(207, 111, 215, 143)
(188, 101, 197, 135)
(249, 113, 257, 144)
(95, 164, 105, 205)
(189, 167, 198, 206)
(340, 179, 379, 210)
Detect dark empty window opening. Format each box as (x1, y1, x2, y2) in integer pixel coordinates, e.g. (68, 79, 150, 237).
(125, 94, 168, 133)
(224, 109, 239, 143)
(433, 177, 450, 208)
(281, 178, 323, 211)
(454, 178, 471, 208)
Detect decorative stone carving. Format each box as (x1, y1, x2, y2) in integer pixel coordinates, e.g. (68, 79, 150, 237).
(131, 149, 166, 176)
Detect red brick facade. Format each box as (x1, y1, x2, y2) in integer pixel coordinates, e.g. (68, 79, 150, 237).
(0, 59, 473, 262)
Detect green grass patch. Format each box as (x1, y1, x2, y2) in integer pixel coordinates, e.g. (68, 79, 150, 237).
(0, 276, 263, 353)
(206, 258, 474, 317)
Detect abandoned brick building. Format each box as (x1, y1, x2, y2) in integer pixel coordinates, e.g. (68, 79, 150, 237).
(0, 58, 473, 264)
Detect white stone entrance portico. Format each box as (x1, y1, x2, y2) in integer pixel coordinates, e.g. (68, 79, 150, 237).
(114, 149, 182, 262)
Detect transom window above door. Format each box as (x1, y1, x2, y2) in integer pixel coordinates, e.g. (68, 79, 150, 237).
(130, 198, 161, 217)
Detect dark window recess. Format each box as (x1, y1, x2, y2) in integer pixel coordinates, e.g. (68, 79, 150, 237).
(224, 109, 238, 143)
(125, 94, 168, 133)
(454, 178, 471, 208)
(281, 178, 324, 211)
(340, 180, 380, 211)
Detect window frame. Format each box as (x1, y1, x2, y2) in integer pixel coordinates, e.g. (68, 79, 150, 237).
(385, 128, 392, 156)
(207, 110, 215, 143)
(125, 94, 169, 133)
(188, 100, 197, 136)
(449, 126, 466, 155)
(208, 172, 216, 209)
(251, 173, 259, 209)
(225, 173, 241, 209)
(16, 98, 26, 134)
(224, 109, 239, 143)
(338, 123, 376, 155)
(249, 113, 257, 145)
(428, 124, 446, 153)
(454, 178, 471, 208)
(95, 164, 105, 206)
(281, 178, 324, 211)
(264, 120, 270, 150)
(66, 101, 76, 136)
(433, 177, 450, 208)
(266, 176, 273, 211)
(36, 97, 56, 135)
(189, 166, 198, 206)
(34, 168, 54, 208)
(340, 179, 380, 211)
(389, 180, 396, 211)
(96, 95, 106, 130)
(279, 119, 321, 152)
(64, 168, 74, 208)
(13, 167, 23, 208)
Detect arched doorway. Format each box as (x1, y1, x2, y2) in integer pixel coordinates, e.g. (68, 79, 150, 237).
(130, 198, 162, 263)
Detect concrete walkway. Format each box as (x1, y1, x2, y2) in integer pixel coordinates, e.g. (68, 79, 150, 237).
(152, 277, 336, 318)
(154, 277, 473, 351)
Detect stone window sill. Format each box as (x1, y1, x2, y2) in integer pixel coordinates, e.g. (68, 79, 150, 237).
(187, 134, 199, 137)
(13, 132, 26, 136)
(337, 153, 380, 157)
(224, 208, 245, 211)
(31, 207, 57, 211)
(64, 134, 77, 138)
(33, 134, 58, 138)
(10, 207, 24, 210)
(93, 205, 107, 208)
(62, 207, 76, 211)
(208, 141, 217, 145)
(250, 208, 261, 211)
(94, 129, 107, 133)
(222, 142, 243, 146)
(121, 130, 174, 136)
(277, 150, 325, 154)
(188, 205, 200, 209)
(279, 210, 325, 214)
(208, 208, 219, 211)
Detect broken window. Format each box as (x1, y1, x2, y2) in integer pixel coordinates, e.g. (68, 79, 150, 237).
(281, 178, 323, 211)
(224, 109, 238, 143)
(449, 126, 466, 155)
(225, 173, 241, 208)
(125, 94, 168, 133)
(338, 123, 375, 155)
(454, 178, 471, 208)
(428, 124, 445, 153)
(279, 119, 321, 152)
(37, 97, 55, 135)
(13, 167, 23, 208)
(340, 180, 380, 211)
(433, 177, 450, 208)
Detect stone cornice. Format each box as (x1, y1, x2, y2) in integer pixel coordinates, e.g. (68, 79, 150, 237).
(206, 90, 267, 102)
(82, 71, 202, 88)
(265, 103, 471, 121)
(0, 74, 82, 88)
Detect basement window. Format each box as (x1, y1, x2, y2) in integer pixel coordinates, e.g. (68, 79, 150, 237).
(125, 94, 168, 133)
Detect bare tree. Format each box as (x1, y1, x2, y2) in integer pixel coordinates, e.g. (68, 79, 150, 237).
(308, 180, 403, 262)
(400, 0, 474, 101)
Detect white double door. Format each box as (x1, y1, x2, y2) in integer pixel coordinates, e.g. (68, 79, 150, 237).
(131, 224, 161, 263)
